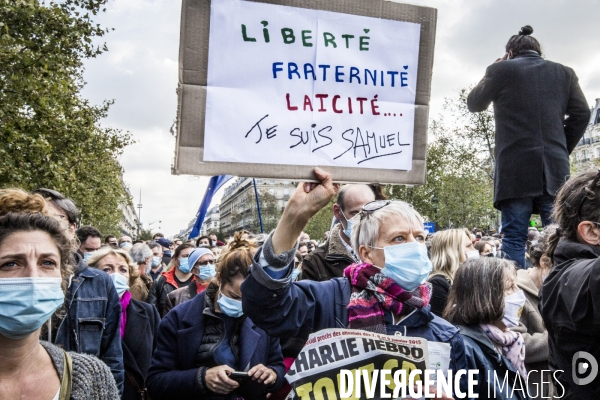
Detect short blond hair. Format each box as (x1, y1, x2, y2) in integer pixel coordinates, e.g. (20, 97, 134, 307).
(351, 201, 424, 257)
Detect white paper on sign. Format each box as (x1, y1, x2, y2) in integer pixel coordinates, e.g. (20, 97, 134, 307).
(204, 0, 421, 170)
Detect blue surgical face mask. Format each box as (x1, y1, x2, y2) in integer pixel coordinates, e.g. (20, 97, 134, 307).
(0, 278, 65, 340)
(217, 292, 244, 318)
(374, 242, 432, 292)
(291, 268, 301, 281)
(197, 263, 216, 280)
(120, 242, 128, 249)
(83, 252, 95, 262)
(340, 209, 353, 239)
(110, 273, 130, 298)
(178, 257, 191, 274)
(151, 256, 162, 268)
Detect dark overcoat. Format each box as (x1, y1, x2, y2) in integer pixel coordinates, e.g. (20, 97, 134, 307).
(122, 298, 160, 400)
(467, 52, 590, 209)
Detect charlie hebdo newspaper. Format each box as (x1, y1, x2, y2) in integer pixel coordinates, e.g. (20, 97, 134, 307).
(285, 328, 451, 400)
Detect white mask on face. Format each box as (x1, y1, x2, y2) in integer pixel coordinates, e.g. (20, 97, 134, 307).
(503, 290, 526, 328)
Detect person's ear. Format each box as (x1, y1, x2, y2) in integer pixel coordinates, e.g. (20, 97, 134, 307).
(332, 203, 342, 222)
(577, 221, 600, 245)
(508, 50, 513, 59)
(358, 245, 373, 264)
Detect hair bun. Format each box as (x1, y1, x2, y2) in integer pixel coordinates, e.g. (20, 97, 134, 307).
(227, 231, 257, 251)
(519, 25, 533, 36)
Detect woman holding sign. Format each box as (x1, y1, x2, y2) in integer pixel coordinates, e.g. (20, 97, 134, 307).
(241, 168, 470, 398)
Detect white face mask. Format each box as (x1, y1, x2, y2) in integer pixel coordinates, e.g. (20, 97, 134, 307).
(491, 246, 497, 257)
(503, 290, 526, 328)
(466, 250, 480, 260)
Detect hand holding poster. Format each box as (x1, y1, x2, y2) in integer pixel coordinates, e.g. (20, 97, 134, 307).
(205, 0, 420, 171)
(285, 329, 455, 400)
(174, 0, 437, 184)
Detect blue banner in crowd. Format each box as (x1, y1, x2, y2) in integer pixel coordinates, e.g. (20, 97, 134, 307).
(189, 175, 233, 239)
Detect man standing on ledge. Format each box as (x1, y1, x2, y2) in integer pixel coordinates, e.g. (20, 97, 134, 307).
(467, 25, 590, 268)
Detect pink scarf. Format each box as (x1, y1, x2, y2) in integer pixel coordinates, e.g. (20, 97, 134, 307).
(480, 324, 527, 378)
(344, 263, 432, 334)
(120, 291, 132, 339)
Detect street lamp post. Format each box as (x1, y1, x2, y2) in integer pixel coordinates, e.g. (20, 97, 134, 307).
(137, 188, 142, 239)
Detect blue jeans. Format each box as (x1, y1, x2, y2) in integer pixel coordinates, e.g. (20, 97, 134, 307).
(500, 195, 554, 269)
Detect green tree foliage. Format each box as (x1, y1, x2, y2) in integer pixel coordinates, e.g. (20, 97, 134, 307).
(0, 0, 133, 235)
(387, 89, 498, 230)
(304, 199, 334, 242)
(139, 228, 153, 241)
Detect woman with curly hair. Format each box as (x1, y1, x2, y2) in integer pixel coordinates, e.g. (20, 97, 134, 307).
(0, 212, 119, 399)
(540, 170, 600, 398)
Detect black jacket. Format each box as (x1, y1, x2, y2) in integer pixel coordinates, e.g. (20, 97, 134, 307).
(123, 299, 161, 400)
(146, 289, 285, 400)
(540, 239, 600, 399)
(301, 224, 356, 281)
(468, 52, 590, 208)
(428, 274, 451, 317)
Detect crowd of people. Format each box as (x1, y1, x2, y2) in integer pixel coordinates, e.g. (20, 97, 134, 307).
(0, 166, 598, 399)
(0, 25, 597, 400)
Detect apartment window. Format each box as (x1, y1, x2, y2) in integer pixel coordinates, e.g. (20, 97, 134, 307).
(283, 189, 290, 195)
(256, 179, 262, 184)
(270, 180, 275, 184)
(597, 147, 600, 158)
(596, 110, 600, 125)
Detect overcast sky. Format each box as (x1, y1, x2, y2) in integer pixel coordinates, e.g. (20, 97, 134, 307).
(81, 0, 600, 237)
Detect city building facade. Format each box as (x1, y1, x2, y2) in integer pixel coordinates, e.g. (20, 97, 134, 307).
(573, 98, 600, 167)
(219, 178, 296, 236)
(200, 205, 220, 236)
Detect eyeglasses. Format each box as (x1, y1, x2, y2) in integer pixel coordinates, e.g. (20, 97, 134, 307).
(573, 169, 600, 220)
(358, 200, 413, 220)
(195, 260, 215, 267)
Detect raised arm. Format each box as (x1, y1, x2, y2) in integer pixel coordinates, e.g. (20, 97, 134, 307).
(241, 168, 342, 337)
(272, 167, 339, 254)
(467, 65, 500, 113)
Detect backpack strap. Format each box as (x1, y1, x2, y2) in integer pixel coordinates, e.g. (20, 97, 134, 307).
(126, 369, 150, 400)
(58, 350, 73, 400)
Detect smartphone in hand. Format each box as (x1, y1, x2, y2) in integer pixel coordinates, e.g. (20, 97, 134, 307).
(228, 371, 251, 383)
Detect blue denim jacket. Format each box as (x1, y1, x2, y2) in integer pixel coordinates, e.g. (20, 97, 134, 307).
(54, 252, 124, 393)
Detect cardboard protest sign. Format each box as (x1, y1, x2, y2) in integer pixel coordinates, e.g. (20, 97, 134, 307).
(174, 0, 437, 184)
(285, 328, 434, 399)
